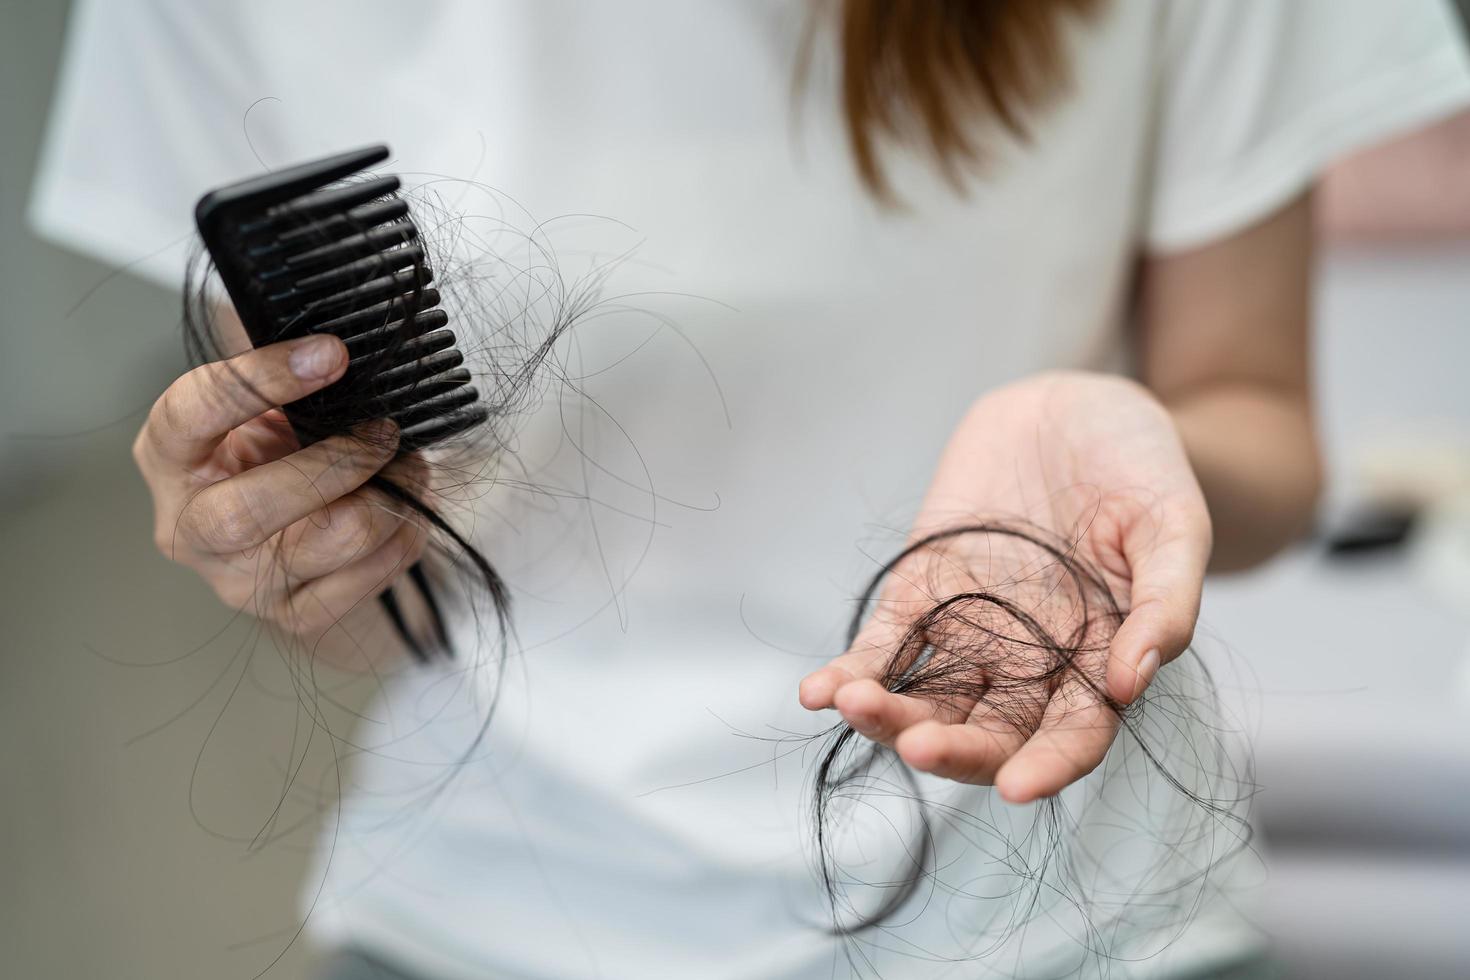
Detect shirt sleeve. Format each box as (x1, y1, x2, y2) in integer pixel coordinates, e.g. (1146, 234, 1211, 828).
(1145, 0, 1470, 252)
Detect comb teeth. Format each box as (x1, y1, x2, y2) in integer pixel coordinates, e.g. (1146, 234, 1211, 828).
(196, 145, 484, 452)
(393, 385, 481, 430)
(289, 243, 427, 296)
(376, 348, 464, 391)
(282, 221, 420, 274)
(342, 309, 450, 359)
(399, 404, 492, 453)
(352, 328, 458, 374)
(368, 368, 474, 414)
(245, 175, 403, 233)
(276, 198, 412, 246)
(309, 288, 443, 339)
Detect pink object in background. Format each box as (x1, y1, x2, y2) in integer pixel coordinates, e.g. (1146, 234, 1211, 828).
(1318, 107, 1470, 240)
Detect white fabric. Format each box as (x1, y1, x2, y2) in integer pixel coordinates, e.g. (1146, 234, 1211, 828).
(31, 2, 1470, 978)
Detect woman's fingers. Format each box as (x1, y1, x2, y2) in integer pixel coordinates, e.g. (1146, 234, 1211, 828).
(222, 409, 302, 470)
(799, 596, 929, 709)
(895, 714, 1031, 784)
(993, 677, 1121, 803)
(278, 518, 428, 638)
(143, 335, 347, 465)
(274, 490, 419, 583)
(1105, 511, 1211, 705)
(798, 633, 898, 710)
(831, 678, 974, 745)
(274, 454, 430, 582)
(798, 664, 859, 712)
(895, 680, 1047, 784)
(827, 673, 1117, 795)
(181, 420, 399, 556)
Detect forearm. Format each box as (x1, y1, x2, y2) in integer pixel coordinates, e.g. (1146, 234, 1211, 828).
(1164, 382, 1322, 571)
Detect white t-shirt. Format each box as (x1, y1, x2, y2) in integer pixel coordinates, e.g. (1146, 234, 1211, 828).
(32, 2, 1470, 978)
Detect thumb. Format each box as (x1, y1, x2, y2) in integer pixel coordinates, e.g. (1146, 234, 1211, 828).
(1105, 512, 1211, 705)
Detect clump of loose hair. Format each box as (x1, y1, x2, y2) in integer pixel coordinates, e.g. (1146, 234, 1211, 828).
(181, 176, 635, 664)
(809, 520, 1255, 973)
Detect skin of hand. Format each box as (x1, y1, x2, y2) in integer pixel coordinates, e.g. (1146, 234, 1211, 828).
(799, 370, 1210, 805)
(132, 333, 429, 650)
(801, 193, 1321, 805)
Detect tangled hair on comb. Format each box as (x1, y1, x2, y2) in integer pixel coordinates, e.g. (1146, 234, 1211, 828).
(166, 174, 688, 975)
(809, 519, 1255, 973)
(180, 174, 626, 665)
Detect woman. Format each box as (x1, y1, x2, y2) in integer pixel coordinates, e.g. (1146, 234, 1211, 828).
(32, 0, 1470, 976)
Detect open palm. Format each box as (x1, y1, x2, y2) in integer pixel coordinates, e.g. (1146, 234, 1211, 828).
(799, 371, 1212, 803)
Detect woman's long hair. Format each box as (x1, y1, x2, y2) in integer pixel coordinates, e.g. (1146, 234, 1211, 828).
(819, 0, 1102, 198)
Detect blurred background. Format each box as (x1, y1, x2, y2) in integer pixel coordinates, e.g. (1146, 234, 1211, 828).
(3, 2, 1469, 978)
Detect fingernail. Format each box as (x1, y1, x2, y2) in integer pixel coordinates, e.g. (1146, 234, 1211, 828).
(289, 335, 343, 380)
(1131, 648, 1160, 703)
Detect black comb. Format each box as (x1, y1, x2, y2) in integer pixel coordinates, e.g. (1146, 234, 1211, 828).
(194, 144, 487, 451)
(195, 145, 488, 660)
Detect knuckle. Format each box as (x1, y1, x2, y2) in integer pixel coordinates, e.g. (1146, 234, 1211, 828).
(211, 574, 258, 612)
(130, 429, 150, 468)
(152, 527, 177, 559)
(151, 382, 202, 443)
(293, 609, 339, 639)
(274, 594, 338, 638)
(296, 506, 383, 568)
(195, 486, 268, 553)
(259, 591, 299, 629)
(259, 597, 299, 632)
(307, 439, 382, 492)
(204, 558, 267, 614)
